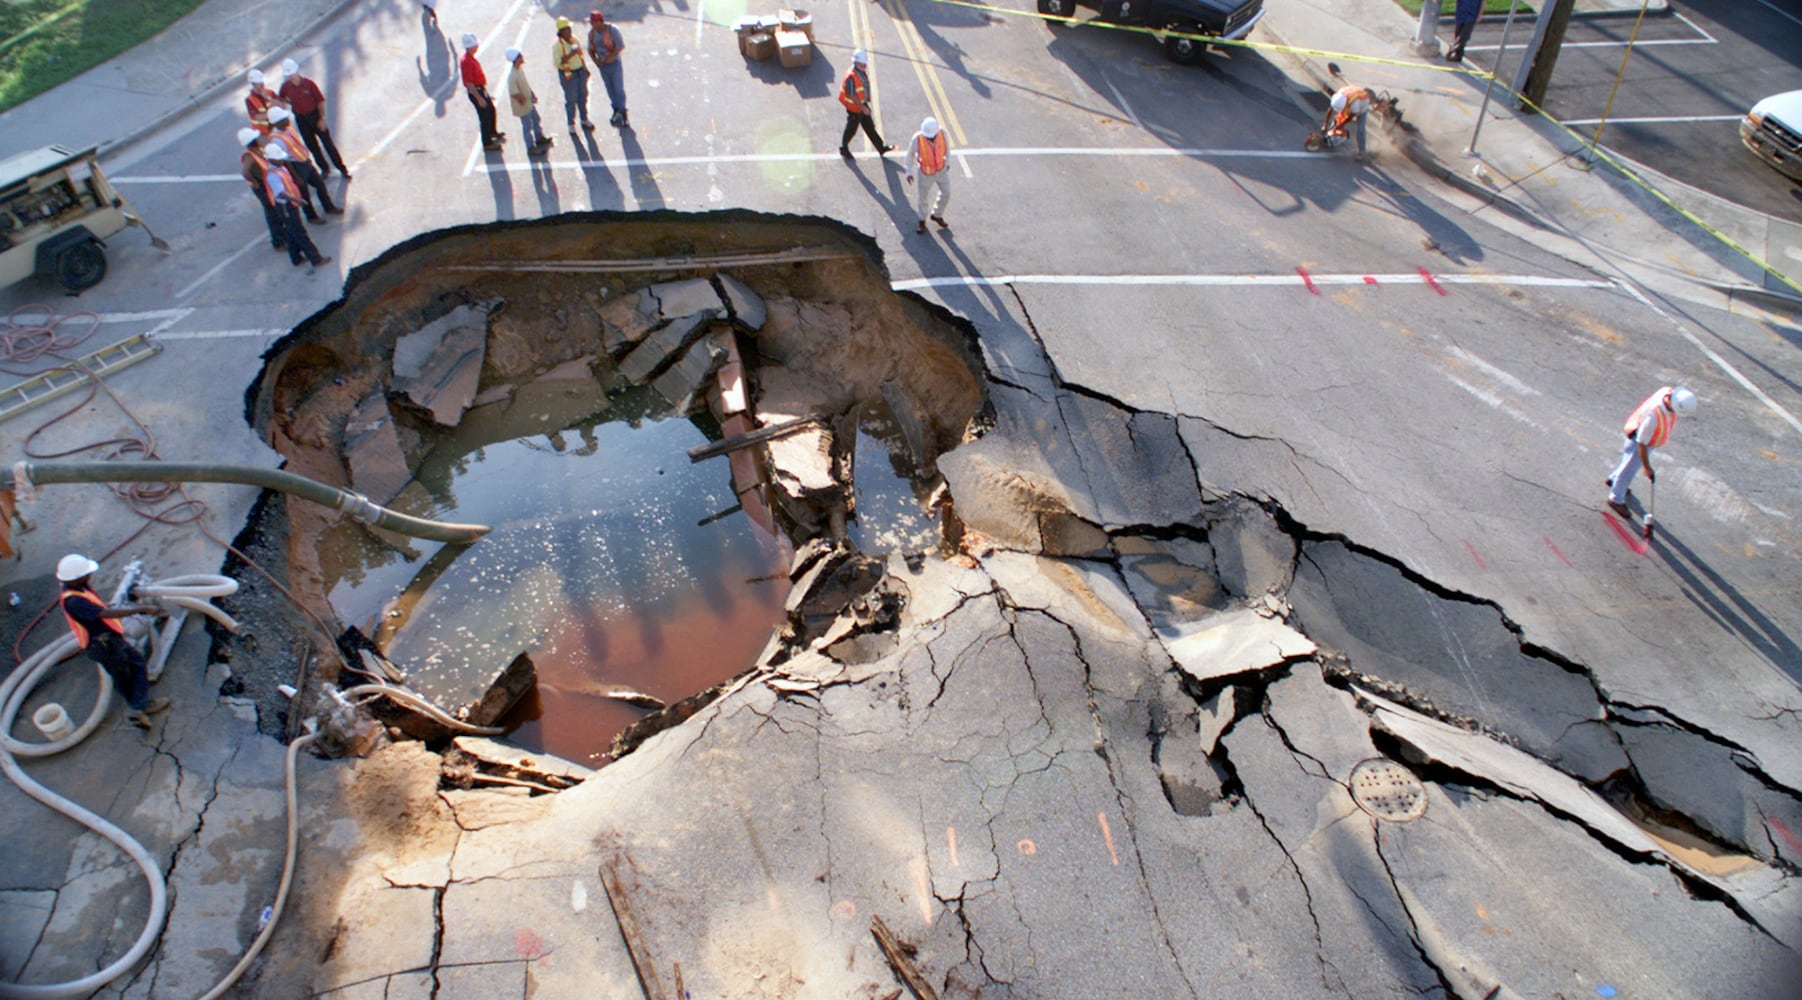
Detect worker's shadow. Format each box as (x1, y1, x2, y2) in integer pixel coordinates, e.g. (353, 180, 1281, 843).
(1351, 163, 1482, 265)
(1654, 527, 1802, 678)
(571, 131, 626, 210)
(530, 155, 559, 216)
(418, 15, 457, 117)
(619, 128, 663, 209)
(485, 148, 514, 221)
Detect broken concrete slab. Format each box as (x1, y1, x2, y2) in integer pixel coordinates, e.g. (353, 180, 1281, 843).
(1207, 498, 1295, 598)
(1162, 606, 1315, 684)
(763, 411, 838, 497)
(715, 273, 767, 330)
(644, 277, 726, 323)
(342, 388, 411, 505)
(598, 290, 659, 356)
(1054, 390, 1204, 530)
(1615, 720, 1802, 869)
(616, 312, 712, 385)
(1290, 540, 1630, 783)
(392, 313, 487, 427)
(1196, 685, 1237, 755)
(1114, 533, 1226, 641)
(450, 735, 594, 785)
(650, 330, 731, 408)
(439, 787, 554, 829)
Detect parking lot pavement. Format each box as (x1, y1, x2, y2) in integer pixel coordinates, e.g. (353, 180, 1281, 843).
(1460, 0, 1802, 220)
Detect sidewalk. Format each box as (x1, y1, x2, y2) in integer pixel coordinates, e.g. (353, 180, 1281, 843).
(0, 0, 349, 162)
(1263, 0, 1802, 307)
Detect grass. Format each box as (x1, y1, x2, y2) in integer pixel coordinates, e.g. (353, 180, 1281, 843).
(1391, 1, 1534, 15)
(0, 0, 208, 114)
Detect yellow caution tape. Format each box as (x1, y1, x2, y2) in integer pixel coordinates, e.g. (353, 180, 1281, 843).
(924, 0, 1802, 299)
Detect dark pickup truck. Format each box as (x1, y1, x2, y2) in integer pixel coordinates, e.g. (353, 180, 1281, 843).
(1036, 0, 1266, 65)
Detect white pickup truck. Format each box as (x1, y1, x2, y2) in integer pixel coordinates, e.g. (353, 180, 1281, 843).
(1740, 90, 1802, 183)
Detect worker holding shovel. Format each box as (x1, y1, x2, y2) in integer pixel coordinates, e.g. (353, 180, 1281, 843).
(1607, 385, 1696, 537)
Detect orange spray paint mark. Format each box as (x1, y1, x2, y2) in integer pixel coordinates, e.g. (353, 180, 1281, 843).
(947, 826, 959, 868)
(1098, 812, 1120, 866)
(1016, 839, 1037, 856)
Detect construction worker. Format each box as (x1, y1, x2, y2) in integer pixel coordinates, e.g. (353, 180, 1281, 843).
(56, 555, 168, 729)
(506, 48, 552, 154)
(278, 58, 350, 178)
(587, 10, 628, 129)
(1324, 82, 1372, 161)
(904, 116, 951, 235)
(461, 34, 505, 149)
(266, 106, 341, 217)
(553, 16, 595, 134)
(838, 50, 892, 160)
(1607, 386, 1697, 518)
(265, 144, 331, 271)
(239, 128, 286, 251)
(244, 68, 287, 133)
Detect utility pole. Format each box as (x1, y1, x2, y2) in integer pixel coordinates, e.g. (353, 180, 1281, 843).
(1514, 0, 1578, 112)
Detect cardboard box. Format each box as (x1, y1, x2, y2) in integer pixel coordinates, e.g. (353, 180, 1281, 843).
(744, 31, 777, 61)
(775, 28, 811, 68)
(778, 8, 813, 39)
(733, 15, 781, 56)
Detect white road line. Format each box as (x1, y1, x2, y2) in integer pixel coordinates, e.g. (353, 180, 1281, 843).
(696, 0, 706, 47)
(1750, 0, 1802, 29)
(151, 328, 289, 341)
(889, 273, 1614, 291)
(177, 236, 262, 300)
(1673, 11, 1717, 44)
(22, 309, 194, 323)
(1560, 115, 1742, 126)
(958, 152, 974, 179)
(1101, 73, 1145, 132)
(112, 174, 241, 184)
(1617, 281, 1802, 439)
(1466, 38, 1712, 51)
(365, 0, 530, 167)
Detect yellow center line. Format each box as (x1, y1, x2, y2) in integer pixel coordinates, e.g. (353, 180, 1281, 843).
(881, 0, 967, 146)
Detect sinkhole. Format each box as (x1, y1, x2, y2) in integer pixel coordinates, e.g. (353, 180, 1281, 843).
(232, 212, 986, 764)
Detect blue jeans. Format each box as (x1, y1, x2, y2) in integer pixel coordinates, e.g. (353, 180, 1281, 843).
(90, 633, 150, 710)
(559, 66, 590, 126)
(1609, 435, 1645, 504)
(598, 60, 625, 117)
(519, 107, 547, 147)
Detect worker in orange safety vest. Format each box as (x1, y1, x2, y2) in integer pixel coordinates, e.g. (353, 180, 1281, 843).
(1324, 83, 1372, 160)
(837, 50, 892, 159)
(904, 116, 952, 235)
(57, 554, 169, 729)
(1607, 386, 1696, 518)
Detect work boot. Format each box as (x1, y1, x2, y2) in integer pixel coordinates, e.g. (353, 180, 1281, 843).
(932, 214, 948, 229)
(1607, 500, 1632, 519)
(877, 144, 894, 156)
(128, 697, 171, 729)
(915, 220, 926, 234)
(839, 147, 853, 160)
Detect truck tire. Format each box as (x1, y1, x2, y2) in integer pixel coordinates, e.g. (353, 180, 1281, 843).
(55, 238, 107, 292)
(1163, 22, 1206, 65)
(1038, 0, 1076, 21)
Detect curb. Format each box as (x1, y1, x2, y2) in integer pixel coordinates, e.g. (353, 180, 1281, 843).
(99, 0, 365, 160)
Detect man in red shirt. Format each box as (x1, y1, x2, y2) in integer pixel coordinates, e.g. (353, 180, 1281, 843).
(278, 58, 350, 178)
(460, 33, 505, 149)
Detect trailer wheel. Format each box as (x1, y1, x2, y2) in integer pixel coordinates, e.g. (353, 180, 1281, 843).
(55, 239, 107, 292)
(1038, 0, 1076, 22)
(1164, 23, 1206, 65)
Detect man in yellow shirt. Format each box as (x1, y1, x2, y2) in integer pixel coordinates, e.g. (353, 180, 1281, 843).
(552, 16, 595, 134)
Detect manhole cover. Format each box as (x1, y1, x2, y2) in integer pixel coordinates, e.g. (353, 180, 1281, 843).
(1349, 758, 1427, 822)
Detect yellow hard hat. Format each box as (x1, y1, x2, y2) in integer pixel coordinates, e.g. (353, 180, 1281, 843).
(556, 15, 572, 30)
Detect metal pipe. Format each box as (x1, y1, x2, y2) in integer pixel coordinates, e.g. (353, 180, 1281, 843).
(1465, 0, 1526, 157)
(14, 460, 490, 543)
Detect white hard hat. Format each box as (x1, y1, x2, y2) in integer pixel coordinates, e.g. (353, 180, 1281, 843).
(921, 117, 940, 139)
(1670, 386, 1697, 416)
(247, 68, 264, 85)
(462, 32, 479, 49)
(266, 143, 290, 161)
(852, 49, 869, 64)
(56, 554, 99, 583)
(237, 127, 260, 146)
(268, 105, 292, 124)
(281, 58, 299, 77)
(505, 47, 521, 63)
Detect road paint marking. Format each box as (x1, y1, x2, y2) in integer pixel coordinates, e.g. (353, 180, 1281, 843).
(33, 309, 193, 324)
(1016, 839, 1037, 855)
(1616, 282, 1802, 439)
(883, 0, 967, 145)
(1601, 510, 1650, 556)
(363, 0, 530, 168)
(1560, 114, 1741, 127)
(695, 0, 706, 48)
(947, 826, 959, 868)
(957, 152, 974, 178)
(1463, 540, 1489, 572)
(891, 272, 1612, 291)
(176, 236, 262, 300)
(1543, 536, 1574, 568)
(1098, 812, 1119, 866)
(463, 140, 484, 177)
(1445, 346, 1539, 397)
(1102, 72, 1144, 132)
(1673, 11, 1717, 44)
(1769, 816, 1802, 855)
(1750, 0, 1802, 30)
(1418, 266, 1446, 295)
(911, 858, 933, 922)
(1466, 38, 1712, 52)
(150, 328, 288, 341)
(112, 174, 242, 184)
(1363, 275, 1378, 284)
